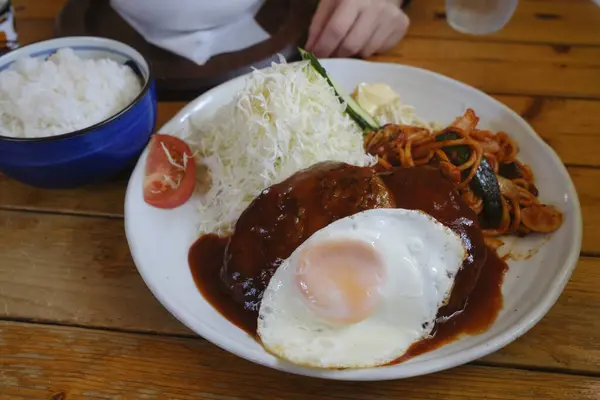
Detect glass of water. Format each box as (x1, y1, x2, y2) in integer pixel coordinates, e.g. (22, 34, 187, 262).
(445, 0, 518, 35)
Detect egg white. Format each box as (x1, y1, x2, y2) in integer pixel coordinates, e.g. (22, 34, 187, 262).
(257, 208, 467, 369)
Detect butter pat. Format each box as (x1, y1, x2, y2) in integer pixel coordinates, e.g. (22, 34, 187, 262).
(352, 83, 400, 116)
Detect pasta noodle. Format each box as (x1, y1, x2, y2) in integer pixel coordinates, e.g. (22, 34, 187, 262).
(364, 109, 563, 237)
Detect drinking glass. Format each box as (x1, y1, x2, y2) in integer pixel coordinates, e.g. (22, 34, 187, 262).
(445, 0, 518, 35)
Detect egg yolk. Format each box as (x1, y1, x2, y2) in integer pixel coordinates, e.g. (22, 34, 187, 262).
(294, 239, 386, 325)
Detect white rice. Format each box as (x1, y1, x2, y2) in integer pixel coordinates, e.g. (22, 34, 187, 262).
(0, 48, 142, 138)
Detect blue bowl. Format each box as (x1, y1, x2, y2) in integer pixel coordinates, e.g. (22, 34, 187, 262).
(0, 37, 157, 189)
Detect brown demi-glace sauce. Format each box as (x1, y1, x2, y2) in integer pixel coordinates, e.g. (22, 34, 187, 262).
(189, 163, 508, 362)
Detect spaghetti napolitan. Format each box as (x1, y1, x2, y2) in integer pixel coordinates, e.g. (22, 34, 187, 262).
(364, 109, 563, 237)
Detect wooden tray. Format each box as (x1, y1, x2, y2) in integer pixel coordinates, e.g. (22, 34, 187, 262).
(55, 0, 315, 101)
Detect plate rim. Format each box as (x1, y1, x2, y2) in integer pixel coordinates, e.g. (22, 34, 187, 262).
(125, 58, 583, 381)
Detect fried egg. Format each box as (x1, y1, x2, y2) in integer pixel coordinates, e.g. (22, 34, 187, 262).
(257, 208, 467, 369)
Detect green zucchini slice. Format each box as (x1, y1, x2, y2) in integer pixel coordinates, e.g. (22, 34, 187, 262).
(436, 130, 503, 228)
(299, 48, 380, 133)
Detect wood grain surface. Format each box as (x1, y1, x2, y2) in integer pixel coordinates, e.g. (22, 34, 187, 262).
(0, 165, 597, 253)
(1, 207, 599, 374)
(15, 19, 600, 99)
(0, 96, 599, 221)
(2, 0, 600, 398)
(407, 0, 600, 45)
(0, 211, 188, 335)
(14, 0, 600, 45)
(13, 0, 600, 99)
(2, 321, 600, 400)
(374, 38, 600, 98)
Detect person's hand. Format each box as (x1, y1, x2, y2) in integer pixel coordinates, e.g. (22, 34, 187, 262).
(305, 0, 409, 58)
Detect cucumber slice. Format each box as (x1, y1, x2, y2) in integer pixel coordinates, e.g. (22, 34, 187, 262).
(470, 157, 503, 229)
(436, 129, 503, 228)
(299, 48, 380, 133)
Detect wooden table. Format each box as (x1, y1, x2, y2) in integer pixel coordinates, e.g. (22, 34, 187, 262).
(2, 1, 600, 399)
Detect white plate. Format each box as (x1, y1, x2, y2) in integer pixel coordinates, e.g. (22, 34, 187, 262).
(124, 59, 582, 381)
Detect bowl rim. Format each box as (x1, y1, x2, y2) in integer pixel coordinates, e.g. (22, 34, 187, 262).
(0, 36, 154, 143)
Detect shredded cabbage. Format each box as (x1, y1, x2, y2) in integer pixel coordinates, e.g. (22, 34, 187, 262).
(185, 58, 375, 235)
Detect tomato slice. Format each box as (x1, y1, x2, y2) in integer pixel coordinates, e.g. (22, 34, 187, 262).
(143, 134, 197, 209)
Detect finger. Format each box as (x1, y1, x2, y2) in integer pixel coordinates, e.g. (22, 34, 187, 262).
(306, 0, 338, 50)
(379, 20, 409, 54)
(359, 22, 395, 58)
(334, 7, 380, 58)
(379, 11, 410, 54)
(360, 9, 408, 57)
(311, 2, 360, 58)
